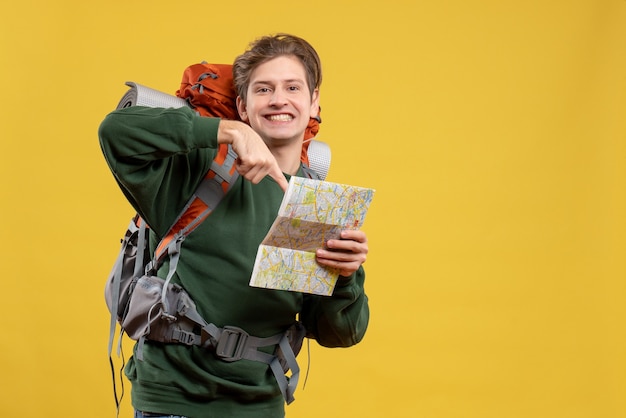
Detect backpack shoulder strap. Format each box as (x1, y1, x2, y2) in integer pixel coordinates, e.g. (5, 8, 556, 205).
(153, 144, 239, 265)
(305, 139, 330, 180)
(301, 163, 321, 180)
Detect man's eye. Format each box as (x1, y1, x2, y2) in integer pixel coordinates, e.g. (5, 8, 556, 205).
(288, 86, 300, 92)
(257, 87, 271, 93)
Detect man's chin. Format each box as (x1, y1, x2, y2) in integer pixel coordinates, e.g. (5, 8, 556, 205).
(259, 130, 304, 146)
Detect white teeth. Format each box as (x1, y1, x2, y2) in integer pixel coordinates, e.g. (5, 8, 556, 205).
(267, 114, 293, 122)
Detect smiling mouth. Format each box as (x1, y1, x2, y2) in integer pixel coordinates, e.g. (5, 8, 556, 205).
(266, 114, 293, 122)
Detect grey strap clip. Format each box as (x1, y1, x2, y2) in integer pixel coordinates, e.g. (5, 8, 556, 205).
(215, 326, 249, 362)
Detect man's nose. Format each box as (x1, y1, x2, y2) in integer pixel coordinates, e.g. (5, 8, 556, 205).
(269, 89, 287, 106)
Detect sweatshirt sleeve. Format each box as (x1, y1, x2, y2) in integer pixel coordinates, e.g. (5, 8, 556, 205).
(98, 106, 221, 236)
(300, 267, 369, 347)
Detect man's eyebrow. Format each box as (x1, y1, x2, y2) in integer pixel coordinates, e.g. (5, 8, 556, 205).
(251, 78, 305, 85)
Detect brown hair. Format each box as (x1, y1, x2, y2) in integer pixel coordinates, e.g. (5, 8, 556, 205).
(233, 33, 322, 102)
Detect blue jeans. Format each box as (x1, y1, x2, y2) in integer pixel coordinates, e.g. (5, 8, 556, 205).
(134, 410, 187, 418)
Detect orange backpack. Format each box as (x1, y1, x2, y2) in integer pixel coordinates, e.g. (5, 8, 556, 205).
(176, 62, 239, 120)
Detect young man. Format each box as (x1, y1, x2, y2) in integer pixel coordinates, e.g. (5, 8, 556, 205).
(99, 33, 369, 418)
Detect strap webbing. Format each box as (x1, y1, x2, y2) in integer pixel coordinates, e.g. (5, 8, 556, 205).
(107, 220, 132, 357)
(133, 217, 147, 277)
(107, 217, 145, 415)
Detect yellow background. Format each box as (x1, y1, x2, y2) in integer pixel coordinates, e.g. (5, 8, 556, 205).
(1, 0, 625, 417)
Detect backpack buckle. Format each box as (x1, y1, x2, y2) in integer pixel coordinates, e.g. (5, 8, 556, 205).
(215, 326, 249, 362)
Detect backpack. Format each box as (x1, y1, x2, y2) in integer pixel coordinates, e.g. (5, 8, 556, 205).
(176, 62, 239, 119)
(105, 62, 328, 411)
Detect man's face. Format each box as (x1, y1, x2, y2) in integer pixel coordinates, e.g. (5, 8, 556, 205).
(237, 55, 319, 147)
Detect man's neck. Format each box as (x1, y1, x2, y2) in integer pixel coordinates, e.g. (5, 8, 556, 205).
(269, 141, 303, 175)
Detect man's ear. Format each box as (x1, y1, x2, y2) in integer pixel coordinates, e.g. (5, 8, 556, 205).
(309, 88, 320, 119)
(236, 96, 248, 122)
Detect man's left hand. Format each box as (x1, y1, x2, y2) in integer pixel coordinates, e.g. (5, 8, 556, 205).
(316, 230, 369, 277)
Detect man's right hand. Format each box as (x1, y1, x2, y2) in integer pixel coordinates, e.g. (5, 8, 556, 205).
(217, 120, 288, 192)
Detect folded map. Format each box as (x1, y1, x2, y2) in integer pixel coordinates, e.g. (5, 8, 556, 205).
(249, 176, 375, 296)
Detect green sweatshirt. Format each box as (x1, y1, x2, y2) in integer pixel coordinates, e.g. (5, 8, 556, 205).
(98, 106, 369, 418)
